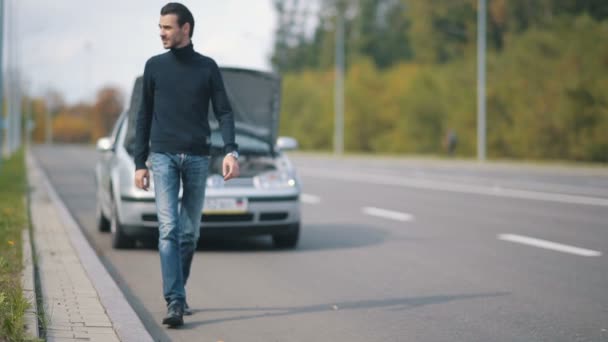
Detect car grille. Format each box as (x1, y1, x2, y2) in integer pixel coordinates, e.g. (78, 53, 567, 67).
(203, 213, 254, 222)
(142, 213, 254, 223)
(259, 212, 289, 221)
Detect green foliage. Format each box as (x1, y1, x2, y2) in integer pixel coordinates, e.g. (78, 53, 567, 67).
(353, 0, 413, 68)
(406, 0, 477, 63)
(488, 15, 608, 161)
(272, 0, 415, 72)
(274, 1, 608, 162)
(280, 70, 334, 150)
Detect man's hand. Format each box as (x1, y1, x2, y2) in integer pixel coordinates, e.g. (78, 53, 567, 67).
(135, 169, 150, 191)
(223, 155, 240, 181)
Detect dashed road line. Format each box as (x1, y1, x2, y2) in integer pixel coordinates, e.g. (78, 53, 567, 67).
(498, 234, 602, 257)
(362, 207, 414, 222)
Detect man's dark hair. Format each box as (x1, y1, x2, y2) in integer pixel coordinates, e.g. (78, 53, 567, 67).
(161, 2, 195, 38)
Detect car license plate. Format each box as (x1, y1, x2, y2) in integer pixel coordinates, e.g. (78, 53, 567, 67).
(203, 198, 248, 214)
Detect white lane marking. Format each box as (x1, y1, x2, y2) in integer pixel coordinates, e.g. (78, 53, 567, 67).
(299, 167, 608, 207)
(301, 193, 321, 204)
(362, 207, 414, 222)
(498, 234, 602, 257)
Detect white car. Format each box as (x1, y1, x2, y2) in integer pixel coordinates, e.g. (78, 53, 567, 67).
(95, 68, 301, 249)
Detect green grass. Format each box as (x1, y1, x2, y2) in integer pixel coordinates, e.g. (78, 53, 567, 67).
(0, 149, 35, 342)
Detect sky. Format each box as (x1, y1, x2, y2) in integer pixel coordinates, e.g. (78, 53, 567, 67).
(9, 0, 282, 105)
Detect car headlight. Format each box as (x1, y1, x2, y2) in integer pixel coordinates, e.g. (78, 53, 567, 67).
(253, 170, 296, 189)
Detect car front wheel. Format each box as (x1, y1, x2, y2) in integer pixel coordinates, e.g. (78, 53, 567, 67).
(110, 201, 135, 249)
(96, 198, 111, 232)
(272, 223, 300, 249)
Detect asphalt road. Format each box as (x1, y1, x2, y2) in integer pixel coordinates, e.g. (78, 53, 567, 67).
(33, 144, 608, 342)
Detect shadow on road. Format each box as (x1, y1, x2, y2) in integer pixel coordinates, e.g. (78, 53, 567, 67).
(135, 223, 394, 253)
(180, 292, 510, 329)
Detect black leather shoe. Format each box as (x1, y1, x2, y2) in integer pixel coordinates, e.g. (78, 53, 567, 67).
(162, 301, 184, 327)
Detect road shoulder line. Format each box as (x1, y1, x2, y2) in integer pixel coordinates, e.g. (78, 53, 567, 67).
(300, 167, 608, 207)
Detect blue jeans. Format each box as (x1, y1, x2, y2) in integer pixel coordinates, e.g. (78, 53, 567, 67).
(149, 152, 209, 305)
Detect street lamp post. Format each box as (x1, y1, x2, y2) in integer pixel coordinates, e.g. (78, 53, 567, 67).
(84, 41, 92, 101)
(477, 0, 487, 161)
(12, 0, 21, 153)
(3, 0, 13, 156)
(0, 0, 4, 160)
(334, 0, 345, 155)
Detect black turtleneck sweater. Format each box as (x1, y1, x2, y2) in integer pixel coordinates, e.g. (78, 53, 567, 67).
(133, 43, 237, 170)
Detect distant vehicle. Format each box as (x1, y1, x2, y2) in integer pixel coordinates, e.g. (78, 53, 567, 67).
(95, 68, 301, 249)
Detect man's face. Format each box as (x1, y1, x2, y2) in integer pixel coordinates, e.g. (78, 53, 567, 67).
(159, 14, 189, 49)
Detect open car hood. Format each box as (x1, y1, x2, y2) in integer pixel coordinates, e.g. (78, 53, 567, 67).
(124, 67, 281, 151)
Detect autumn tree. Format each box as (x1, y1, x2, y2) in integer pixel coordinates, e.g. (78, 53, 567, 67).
(29, 98, 48, 143)
(52, 103, 92, 143)
(91, 86, 124, 141)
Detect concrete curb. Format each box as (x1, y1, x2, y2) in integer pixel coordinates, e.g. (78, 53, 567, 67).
(27, 152, 154, 342)
(21, 227, 39, 339)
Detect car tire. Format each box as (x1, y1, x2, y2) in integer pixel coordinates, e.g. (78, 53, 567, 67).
(272, 223, 300, 249)
(96, 198, 111, 232)
(110, 201, 135, 249)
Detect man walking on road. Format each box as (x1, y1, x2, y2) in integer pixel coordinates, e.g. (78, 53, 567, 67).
(133, 2, 240, 327)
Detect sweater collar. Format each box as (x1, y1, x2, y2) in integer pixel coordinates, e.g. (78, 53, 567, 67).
(170, 43, 195, 59)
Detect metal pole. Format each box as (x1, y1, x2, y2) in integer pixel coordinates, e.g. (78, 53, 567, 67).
(477, 0, 487, 161)
(334, 1, 345, 155)
(0, 0, 4, 160)
(12, 0, 19, 152)
(7, 0, 15, 155)
(84, 41, 92, 101)
(26, 95, 31, 147)
(4, 0, 11, 155)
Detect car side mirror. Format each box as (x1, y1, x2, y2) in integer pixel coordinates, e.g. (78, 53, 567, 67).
(276, 136, 298, 151)
(96, 137, 113, 152)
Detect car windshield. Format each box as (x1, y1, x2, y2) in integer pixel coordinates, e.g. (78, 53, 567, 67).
(210, 130, 271, 156)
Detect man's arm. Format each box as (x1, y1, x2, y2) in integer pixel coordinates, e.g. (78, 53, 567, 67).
(209, 60, 238, 154)
(209, 60, 239, 180)
(133, 60, 154, 170)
